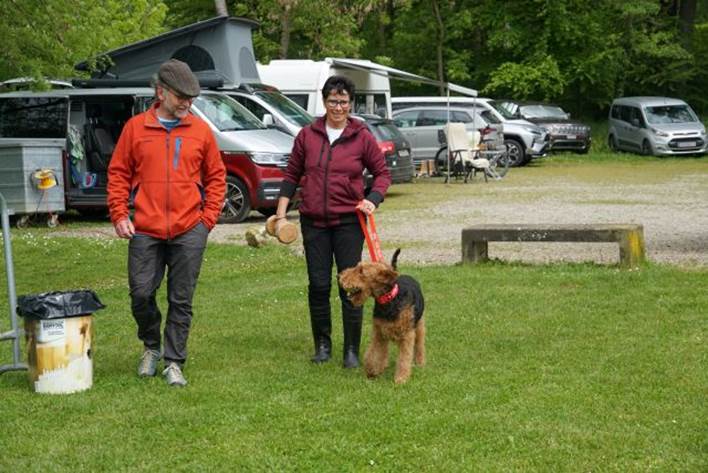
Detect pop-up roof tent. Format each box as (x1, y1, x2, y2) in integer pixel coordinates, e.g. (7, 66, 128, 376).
(74, 16, 259, 86)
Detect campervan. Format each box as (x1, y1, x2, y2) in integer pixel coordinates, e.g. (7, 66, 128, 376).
(258, 58, 393, 118)
(0, 87, 294, 223)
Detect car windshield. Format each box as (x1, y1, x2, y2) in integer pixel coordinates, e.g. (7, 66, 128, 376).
(255, 90, 314, 127)
(520, 105, 568, 119)
(368, 121, 404, 141)
(644, 105, 698, 124)
(487, 100, 515, 120)
(192, 93, 265, 131)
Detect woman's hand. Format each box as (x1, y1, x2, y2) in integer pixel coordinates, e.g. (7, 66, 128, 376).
(356, 199, 376, 215)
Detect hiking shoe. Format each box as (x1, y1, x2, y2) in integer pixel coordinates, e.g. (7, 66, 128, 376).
(137, 349, 161, 377)
(163, 362, 187, 387)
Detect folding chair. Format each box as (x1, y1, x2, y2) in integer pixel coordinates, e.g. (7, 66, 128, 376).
(444, 122, 490, 183)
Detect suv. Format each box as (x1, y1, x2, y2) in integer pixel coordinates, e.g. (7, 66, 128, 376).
(392, 96, 549, 166)
(222, 83, 314, 137)
(0, 86, 294, 223)
(392, 106, 504, 163)
(354, 114, 414, 185)
(498, 100, 591, 153)
(608, 97, 707, 156)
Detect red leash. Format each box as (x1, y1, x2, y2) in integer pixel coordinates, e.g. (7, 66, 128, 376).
(357, 210, 384, 262)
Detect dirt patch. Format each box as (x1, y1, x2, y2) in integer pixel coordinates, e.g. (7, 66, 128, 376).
(53, 162, 708, 267)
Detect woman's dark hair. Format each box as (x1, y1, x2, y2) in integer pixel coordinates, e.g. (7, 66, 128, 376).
(321, 75, 355, 101)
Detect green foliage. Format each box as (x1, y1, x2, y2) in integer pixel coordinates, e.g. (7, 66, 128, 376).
(0, 0, 167, 81)
(484, 55, 566, 100)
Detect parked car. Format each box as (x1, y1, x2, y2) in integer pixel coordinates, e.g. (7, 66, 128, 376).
(392, 106, 504, 163)
(0, 86, 294, 223)
(353, 114, 414, 185)
(222, 82, 314, 136)
(392, 96, 549, 166)
(498, 100, 591, 153)
(608, 97, 707, 156)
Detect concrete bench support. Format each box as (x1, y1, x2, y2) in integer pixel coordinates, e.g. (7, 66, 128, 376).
(462, 224, 645, 268)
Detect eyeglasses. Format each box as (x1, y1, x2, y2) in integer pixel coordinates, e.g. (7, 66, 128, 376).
(166, 88, 194, 103)
(325, 99, 351, 109)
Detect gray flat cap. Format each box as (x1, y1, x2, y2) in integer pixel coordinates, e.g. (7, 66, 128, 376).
(157, 59, 200, 97)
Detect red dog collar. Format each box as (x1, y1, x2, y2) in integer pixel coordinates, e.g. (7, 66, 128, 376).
(376, 283, 399, 305)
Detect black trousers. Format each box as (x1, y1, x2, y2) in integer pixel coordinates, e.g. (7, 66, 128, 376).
(301, 218, 365, 339)
(128, 222, 209, 366)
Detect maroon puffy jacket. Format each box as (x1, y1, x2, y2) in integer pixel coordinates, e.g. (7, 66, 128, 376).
(279, 117, 391, 227)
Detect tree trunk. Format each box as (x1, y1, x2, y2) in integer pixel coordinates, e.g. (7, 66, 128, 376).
(280, 6, 292, 58)
(431, 0, 445, 95)
(214, 0, 228, 17)
(678, 0, 697, 36)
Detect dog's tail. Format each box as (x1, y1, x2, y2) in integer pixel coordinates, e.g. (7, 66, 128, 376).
(390, 248, 401, 270)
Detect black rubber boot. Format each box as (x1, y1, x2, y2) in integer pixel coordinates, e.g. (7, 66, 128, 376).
(342, 315, 362, 369)
(309, 286, 332, 364)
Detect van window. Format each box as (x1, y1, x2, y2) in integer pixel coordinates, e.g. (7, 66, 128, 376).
(231, 95, 268, 120)
(0, 97, 68, 138)
(354, 93, 387, 117)
(255, 91, 313, 127)
(192, 94, 265, 131)
(611, 105, 622, 120)
(286, 94, 309, 111)
(393, 110, 418, 128)
(417, 109, 448, 126)
(644, 105, 698, 124)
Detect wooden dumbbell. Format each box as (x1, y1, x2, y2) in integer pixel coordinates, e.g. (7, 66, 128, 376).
(265, 215, 298, 244)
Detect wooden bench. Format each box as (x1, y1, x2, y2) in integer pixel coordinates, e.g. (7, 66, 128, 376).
(461, 224, 645, 268)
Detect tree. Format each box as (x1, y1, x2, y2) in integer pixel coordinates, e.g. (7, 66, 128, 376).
(0, 0, 167, 82)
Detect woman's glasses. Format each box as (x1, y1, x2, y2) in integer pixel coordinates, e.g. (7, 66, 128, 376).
(325, 99, 351, 109)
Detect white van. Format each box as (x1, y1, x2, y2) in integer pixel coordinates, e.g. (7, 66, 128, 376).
(258, 58, 392, 118)
(222, 83, 313, 136)
(0, 87, 294, 222)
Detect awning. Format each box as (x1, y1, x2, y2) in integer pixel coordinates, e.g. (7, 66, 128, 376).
(325, 58, 477, 97)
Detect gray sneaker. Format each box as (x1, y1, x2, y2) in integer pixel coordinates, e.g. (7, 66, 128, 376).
(137, 349, 161, 377)
(163, 362, 187, 387)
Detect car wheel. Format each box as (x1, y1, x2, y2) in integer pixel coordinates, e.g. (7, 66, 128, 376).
(505, 139, 526, 167)
(219, 175, 251, 223)
(641, 140, 654, 156)
(608, 134, 619, 152)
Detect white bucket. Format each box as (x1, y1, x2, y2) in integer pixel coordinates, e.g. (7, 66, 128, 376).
(25, 315, 93, 394)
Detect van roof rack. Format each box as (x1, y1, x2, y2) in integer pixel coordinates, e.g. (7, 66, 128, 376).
(71, 77, 225, 89)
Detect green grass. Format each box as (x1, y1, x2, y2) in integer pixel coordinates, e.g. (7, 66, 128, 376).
(0, 235, 706, 472)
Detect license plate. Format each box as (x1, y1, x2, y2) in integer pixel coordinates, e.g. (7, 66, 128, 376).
(678, 141, 695, 148)
(566, 134, 577, 140)
(398, 149, 410, 157)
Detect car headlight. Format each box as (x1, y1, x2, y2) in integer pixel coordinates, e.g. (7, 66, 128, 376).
(250, 152, 290, 166)
(651, 128, 669, 137)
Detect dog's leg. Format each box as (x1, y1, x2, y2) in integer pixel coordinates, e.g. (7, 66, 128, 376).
(414, 318, 426, 366)
(394, 330, 416, 384)
(364, 324, 389, 378)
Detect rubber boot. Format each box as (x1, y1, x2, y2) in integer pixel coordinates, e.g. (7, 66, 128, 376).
(309, 286, 332, 364)
(342, 313, 362, 369)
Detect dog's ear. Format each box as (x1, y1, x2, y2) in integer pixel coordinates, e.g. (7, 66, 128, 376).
(373, 264, 398, 286)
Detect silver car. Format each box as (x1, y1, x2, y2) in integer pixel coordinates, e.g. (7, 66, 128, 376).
(392, 106, 503, 163)
(608, 97, 707, 156)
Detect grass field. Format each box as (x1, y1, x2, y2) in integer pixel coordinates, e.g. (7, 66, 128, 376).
(0, 231, 706, 471)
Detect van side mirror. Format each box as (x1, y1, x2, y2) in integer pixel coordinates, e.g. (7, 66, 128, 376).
(630, 117, 640, 127)
(262, 113, 274, 127)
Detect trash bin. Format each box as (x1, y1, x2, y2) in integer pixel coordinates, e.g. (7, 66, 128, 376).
(17, 290, 105, 394)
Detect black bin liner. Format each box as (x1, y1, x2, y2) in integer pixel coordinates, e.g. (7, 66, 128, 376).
(17, 290, 106, 320)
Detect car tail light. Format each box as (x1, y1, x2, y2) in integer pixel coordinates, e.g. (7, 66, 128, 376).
(378, 141, 395, 155)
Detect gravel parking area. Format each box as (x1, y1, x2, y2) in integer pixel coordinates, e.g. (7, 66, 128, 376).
(209, 162, 708, 267)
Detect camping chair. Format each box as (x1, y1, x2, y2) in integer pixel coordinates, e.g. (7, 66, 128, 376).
(444, 122, 490, 183)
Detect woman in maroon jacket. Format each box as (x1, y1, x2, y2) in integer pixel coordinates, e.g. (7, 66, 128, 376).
(274, 75, 391, 368)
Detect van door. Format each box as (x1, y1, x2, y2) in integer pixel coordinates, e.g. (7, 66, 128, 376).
(392, 110, 420, 160)
(415, 109, 449, 160)
(65, 95, 135, 212)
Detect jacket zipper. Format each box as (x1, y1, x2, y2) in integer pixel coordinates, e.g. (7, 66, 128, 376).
(323, 140, 339, 226)
(165, 132, 171, 239)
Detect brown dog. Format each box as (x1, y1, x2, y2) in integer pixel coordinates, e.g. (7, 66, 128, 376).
(338, 249, 425, 384)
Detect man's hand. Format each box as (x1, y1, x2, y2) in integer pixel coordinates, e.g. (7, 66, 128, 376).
(356, 199, 376, 215)
(114, 218, 135, 239)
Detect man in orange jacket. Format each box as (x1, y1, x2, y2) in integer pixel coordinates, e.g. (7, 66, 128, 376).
(108, 59, 226, 387)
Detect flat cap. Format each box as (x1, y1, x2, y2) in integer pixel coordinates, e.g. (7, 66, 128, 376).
(157, 59, 200, 97)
